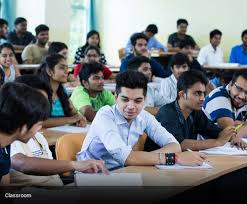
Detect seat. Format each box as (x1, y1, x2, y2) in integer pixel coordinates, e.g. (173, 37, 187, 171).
(132, 134, 147, 151)
(118, 47, 126, 60)
(55, 133, 86, 176)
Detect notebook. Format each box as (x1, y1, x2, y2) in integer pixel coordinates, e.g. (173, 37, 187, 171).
(156, 162, 213, 170)
(75, 173, 143, 186)
(47, 125, 90, 133)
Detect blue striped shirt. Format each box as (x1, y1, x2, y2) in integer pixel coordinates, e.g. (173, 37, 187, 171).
(203, 85, 247, 122)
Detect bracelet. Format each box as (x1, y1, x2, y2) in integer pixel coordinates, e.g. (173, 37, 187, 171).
(165, 153, 176, 165)
(158, 152, 166, 165)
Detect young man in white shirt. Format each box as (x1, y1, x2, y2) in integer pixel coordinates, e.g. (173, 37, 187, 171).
(160, 53, 190, 106)
(10, 75, 108, 186)
(77, 71, 206, 170)
(197, 29, 223, 66)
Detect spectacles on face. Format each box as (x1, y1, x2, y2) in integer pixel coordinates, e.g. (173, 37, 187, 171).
(234, 83, 247, 96)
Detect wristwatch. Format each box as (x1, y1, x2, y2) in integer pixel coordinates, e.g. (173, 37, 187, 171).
(165, 153, 176, 165)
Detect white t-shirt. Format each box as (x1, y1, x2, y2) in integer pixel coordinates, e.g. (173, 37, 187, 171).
(197, 44, 224, 66)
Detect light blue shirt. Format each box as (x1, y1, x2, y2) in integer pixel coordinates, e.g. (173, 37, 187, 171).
(229, 44, 247, 65)
(125, 34, 168, 55)
(77, 104, 178, 170)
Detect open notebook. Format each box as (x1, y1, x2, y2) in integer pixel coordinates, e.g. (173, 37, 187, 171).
(156, 162, 213, 170)
(47, 125, 90, 133)
(200, 139, 247, 156)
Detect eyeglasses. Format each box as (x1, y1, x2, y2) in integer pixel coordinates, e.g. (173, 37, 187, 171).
(234, 83, 247, 95)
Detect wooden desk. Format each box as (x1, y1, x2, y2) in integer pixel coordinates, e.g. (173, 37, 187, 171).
(42, 128, 69, 146)
(204, 65, 247, 70)
(16, 64, 76, 71)
(113, 155, 247, 199)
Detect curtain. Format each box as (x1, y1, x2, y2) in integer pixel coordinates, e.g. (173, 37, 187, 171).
(0, 0, 16, 31)
(88, 0, 97, 31)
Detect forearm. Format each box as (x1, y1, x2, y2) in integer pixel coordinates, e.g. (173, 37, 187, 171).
(181, 139, 218, 151)
(144, 107, 159, 116)
(125, 151, 160, 166)
(42, 117, 73, 128)
(80, 106, 96, 122)
(11, 154, 75, 175)
(237, 125, 247, 138)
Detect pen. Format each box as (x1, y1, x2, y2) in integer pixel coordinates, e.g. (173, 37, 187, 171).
(235, 123, 243, 131)
(187, 148, 210, 164)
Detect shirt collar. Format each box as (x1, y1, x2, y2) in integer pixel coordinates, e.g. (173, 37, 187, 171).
(209, 44, 218, 52)
(170, 74, 177, 84)
(174, 100, 194, 125)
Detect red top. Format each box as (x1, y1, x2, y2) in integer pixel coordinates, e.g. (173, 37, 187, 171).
(73, 64, 112, 79)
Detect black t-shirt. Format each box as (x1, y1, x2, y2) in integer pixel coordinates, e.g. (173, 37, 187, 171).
(0, 145, 10, 182)
(168, 32, 196, 48)
(7, 30, 35, 46)
(144, 101, 222, 151)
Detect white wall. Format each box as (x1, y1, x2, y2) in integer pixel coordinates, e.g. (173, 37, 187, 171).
(96, 0, 247, 65)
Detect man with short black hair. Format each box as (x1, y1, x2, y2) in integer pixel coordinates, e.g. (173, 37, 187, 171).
(0, 18, 8, 45)
(145, 70, 242, 152)
(77, 70, 206, 170)
(125, 24, 167, 55)
(0, 82, 50, 185)
(7, 17, 35, 51)
(167, 18, 199, 52)
(70, 62, 115, 121)
(203, 69, 247, 139)
(120, 32, 167, 77)
(229, 29, 247, 65)
(22, 24, 49, 64)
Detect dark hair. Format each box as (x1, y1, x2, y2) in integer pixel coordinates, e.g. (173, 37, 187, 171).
(35, 24, 49, 36)
(0, 43, 15, 55)
(0, 82, 50, 134)
(231, 70, 247, 84)
(0, 18, 8, 26)
(79, 62, 104, 86)
(84, 45, 101, 56)
(178, 39, 195, 49)
(36, 54, 72, 116)
(15, 75, 52, 104)
(241, 29, 247, 38)
(210, 29, 222, 39)
(48, 42, 68, 55)
(127, 56, 150, 71)
(145, 24, 158, 34)
(170, 53, 190, 68)
(177, 70, 208, 98)
(116, 71, 148, 96)
(130, 32, 149, 46)
(0, 68, 5, 87)
(177, 18, 188, 26)
(81, 30, 100, 49)
(14, 17, 27, 25)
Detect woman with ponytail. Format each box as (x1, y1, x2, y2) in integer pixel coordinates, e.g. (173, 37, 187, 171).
(36, 54, 87, 128)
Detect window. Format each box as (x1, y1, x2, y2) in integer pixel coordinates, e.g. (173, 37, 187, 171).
(69, 0, 90, 63)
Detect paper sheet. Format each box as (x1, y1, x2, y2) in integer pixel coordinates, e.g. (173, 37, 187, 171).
(47, 125, 90, 133)
(156, 162, 213, 170)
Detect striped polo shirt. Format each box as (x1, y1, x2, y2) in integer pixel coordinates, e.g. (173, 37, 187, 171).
(203, 84, 247, 122)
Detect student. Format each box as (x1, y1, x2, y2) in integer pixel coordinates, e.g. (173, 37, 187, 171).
(48, 41, 77, 84)
(22, 24, 49, 64)
(229, 29, 247, 65)
(74, 30, 107, 65)
(7, 17, 35, 51)
(127, 56, 163, 113)
(73, 45, 113, 80)
(203, 70, 247, 138)
(125, 24, 168, 55)
(36, 54, 86, 128)
(70, 62, 115, 122)
(9, 75, 107, 186)
(120, 32, 167, 78)
(144, 70, 244, 152)
(197, 29, 224, 66)
(48, 41, 69, 60)
(167, 18, 199, 52)
(160, 53, 190, 106)
(0, 43, 20, 83)
(77, 71, 207, 170)
(0, 18, 8, 45)
(0, 82, 50, 185)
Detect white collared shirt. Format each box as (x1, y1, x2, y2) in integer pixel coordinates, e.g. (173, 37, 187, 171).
(197, 44, 224, 66)
(159, 74, 177, 106)
(77, 105, 178, 169)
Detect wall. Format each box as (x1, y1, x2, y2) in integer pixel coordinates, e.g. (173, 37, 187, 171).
(96, 0, 247, 65)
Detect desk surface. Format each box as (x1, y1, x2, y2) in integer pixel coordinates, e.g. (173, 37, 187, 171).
(42, 128, 68, 146)
(204, 65, 247, 70)
(16, 64, 76, 70)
